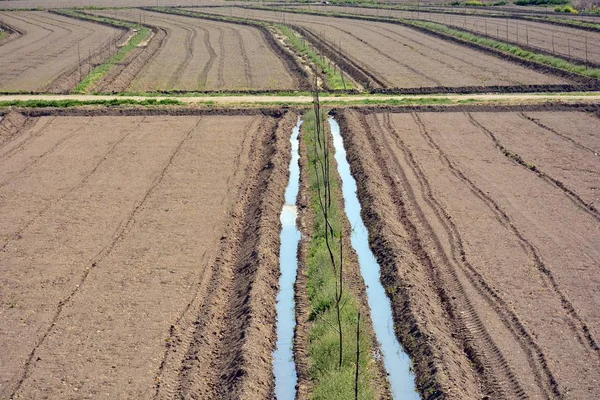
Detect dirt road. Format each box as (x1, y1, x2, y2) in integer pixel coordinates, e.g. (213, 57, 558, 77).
(1, 92, 600, 105)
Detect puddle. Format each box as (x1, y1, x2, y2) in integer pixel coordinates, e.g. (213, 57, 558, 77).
(273, 117, 302, 400)
(330, 117, 419, 399)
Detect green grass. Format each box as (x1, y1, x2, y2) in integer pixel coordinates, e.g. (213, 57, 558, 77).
(405, 20, 600, 78)
(56, 9, 151, 94)
(276, 25, 354, 90)
(303, 109, 376, 399)
(0, 30, 7, 40)
(0, 98, 183, 108)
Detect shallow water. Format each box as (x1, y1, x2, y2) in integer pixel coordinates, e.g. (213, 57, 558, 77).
(330, 117, 419, 400)
(273, 118, 302, 400)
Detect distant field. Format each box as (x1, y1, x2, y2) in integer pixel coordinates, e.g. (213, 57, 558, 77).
(0, 0, 230, 9)
(192, 7, 571, 90)
(308, 5, 600, 65)
(91, 9, 306, 92)
(0, 11, 124, 92)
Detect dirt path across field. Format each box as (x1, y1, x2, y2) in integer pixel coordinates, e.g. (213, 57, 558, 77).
(1, 92, 600, 105)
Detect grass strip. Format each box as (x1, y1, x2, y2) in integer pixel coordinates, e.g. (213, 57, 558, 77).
(302, 109, 377, 399)
(0, 99, 183, 108)
(275, 25, 354, 90)
(0, 30, 7, 40)
(56, 9, 151, 94)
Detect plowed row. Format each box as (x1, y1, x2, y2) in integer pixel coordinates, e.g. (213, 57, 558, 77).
(0, 111, 296, 399)
(91, 9, 304, 92)
(193, 7, 570, 89)
(337, 108, 600, 399)
(316, 6, 600, 65)
(0, 11, 123, 92)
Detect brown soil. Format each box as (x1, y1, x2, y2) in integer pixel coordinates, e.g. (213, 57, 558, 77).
(0, 110, 296, 399)
(336, 108, 600, 399)
(193, 7, 570, 90)
(90, 9, 304, 92)
(0, 11, 125, 93)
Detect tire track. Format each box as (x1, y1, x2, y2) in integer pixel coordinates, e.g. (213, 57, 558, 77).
(231, 26, 254, 89)
(196, 25, 217, 90)
(459, 112, 600, 359)
(217, 27, 226, 89)
(360, 112, 527, 399)
(381, 112, 561, 398)
(8, 116, 200, 398)
(165, 23, 196, 90)
(0, 117, 92, 191)
(469, 114, 600, 223)
(520, 112, 599, 156)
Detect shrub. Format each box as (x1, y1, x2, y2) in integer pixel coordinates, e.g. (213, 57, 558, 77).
(514, 0, 568, 5)
(554, 4, 579, 11)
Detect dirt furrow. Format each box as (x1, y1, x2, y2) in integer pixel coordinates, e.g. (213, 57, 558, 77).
(231, 27, 254, 89)
(196, 25, 217, 89)
(165, 24, 196, 90)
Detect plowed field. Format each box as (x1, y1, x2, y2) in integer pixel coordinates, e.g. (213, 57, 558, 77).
(91, 9, 305, 91)
(0, 110, 296, 399)
(314, 6, 600, 65)
(337, 108, 600, 399)
(193, 7, 570, 90)
(0, 11, 123, 93)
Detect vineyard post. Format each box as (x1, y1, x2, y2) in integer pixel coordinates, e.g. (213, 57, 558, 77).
(585, 34, 588, 66)
(354, 311, 361, 400)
